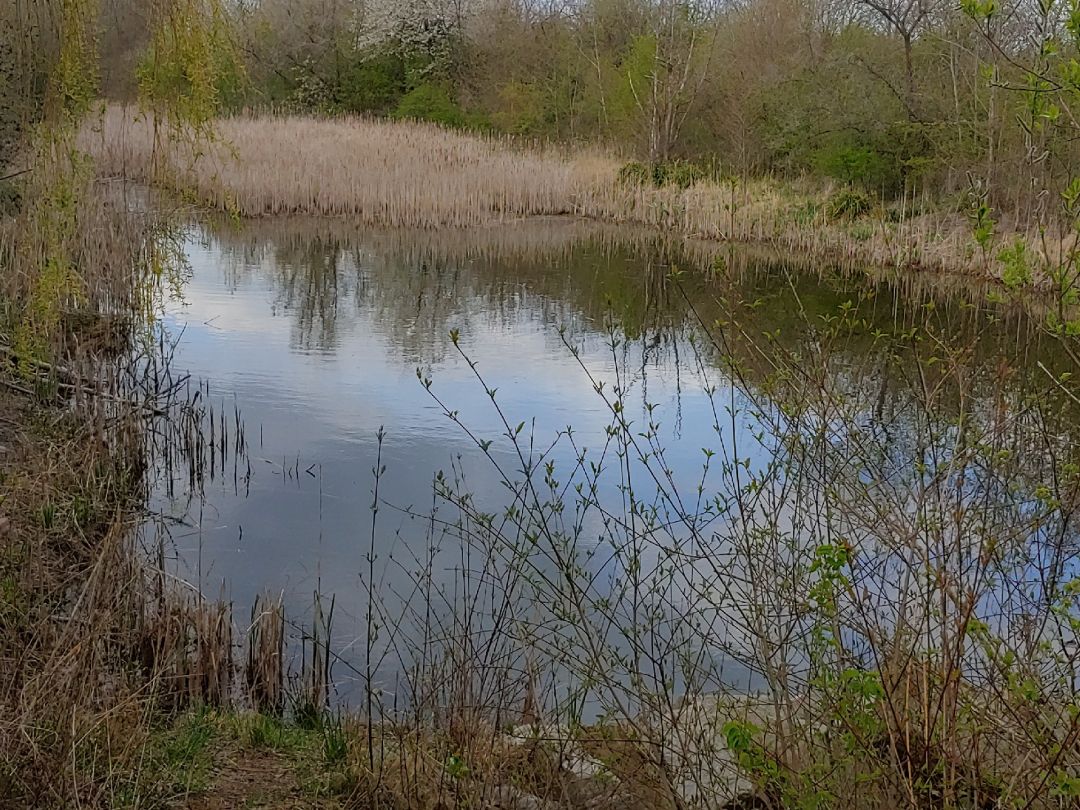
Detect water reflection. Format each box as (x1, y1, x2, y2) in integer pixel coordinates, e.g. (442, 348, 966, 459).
(150, 216, 1072, 707)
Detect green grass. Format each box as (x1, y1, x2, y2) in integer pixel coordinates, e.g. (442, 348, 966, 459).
(228, 711, 360, 803)
(105, 709, 219, 807)
(158, 710, 217, 788)
(109, 709, 361, 806)
(229, 711, 318, 752)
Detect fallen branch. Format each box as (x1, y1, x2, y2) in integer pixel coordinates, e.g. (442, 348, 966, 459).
(0, 377, 34, 397)
(0, 343, 82, 385)
(0, 344, 166, 417)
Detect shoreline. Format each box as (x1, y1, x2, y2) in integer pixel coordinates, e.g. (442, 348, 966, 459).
(194, 206, 1053, 321)
(84, 106, 1057, 295)
(2, 115, 1073, 805)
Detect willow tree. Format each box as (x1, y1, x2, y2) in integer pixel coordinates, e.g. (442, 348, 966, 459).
(7, 0, 102, 367)
(137, 0, 242, 177)
(2, 0, 239, 366)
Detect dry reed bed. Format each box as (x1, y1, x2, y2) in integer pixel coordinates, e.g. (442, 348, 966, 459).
(0, 379, 257, 805)
(583, 178, 980, 273)
(83, 106, 1025, 279)
(84, 106, 618, 226)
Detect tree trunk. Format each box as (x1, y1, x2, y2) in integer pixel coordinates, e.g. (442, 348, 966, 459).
(903, 31, 916, 121)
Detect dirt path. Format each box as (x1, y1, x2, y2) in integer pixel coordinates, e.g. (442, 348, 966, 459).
(181, 747, 341, 810)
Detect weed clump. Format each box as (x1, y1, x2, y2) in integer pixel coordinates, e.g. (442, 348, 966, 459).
(826, 187, 873, 221)
(618, 159, 709, 189)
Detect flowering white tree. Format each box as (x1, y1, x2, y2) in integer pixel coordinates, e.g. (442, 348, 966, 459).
(353, 0, 471, 73)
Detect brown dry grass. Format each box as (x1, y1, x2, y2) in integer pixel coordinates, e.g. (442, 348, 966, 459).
(0, 396, 257, 808)
(0, 365, 250, 807)
(0, 167, 244, 805)
(83, 104, 1049, 281)
(83, 105, 618, 226)
(584, 176, 985, 274)
(0, 371, 143, 803)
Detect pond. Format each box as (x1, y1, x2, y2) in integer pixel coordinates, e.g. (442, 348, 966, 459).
(146, 216, 1068, 714)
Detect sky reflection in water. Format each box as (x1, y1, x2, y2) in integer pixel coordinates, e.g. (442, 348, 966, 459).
(150, 218, 1050, 703)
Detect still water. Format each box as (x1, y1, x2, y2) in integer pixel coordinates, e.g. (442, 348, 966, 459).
(149, 216, 1055, 705)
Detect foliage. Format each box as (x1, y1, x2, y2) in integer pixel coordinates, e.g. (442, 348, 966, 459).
(136, 0, 243, 147)
(962, 0, 1080, 302)
(815, 143, 893, 189)
(8, 0, 100, 368)
(339, 51, 407, 114)
(490, 80, 550, 134)
(618, 159, 709, 189)
(393, 82, 467, 128)
(998, 238, 1033, 288)
(617, 160, 652, 186)
(969, 193, 995, 258)
(825, 187, 873, 221)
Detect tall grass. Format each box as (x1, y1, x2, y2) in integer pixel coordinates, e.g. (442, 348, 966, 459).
(0, 164, 252, 804)
(84, 106, 617, 226)
(84, 105, 1047, 281)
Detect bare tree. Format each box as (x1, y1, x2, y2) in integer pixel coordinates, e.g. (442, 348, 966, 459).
(853, 0, 941, 119)
(629, 0, 720, 161)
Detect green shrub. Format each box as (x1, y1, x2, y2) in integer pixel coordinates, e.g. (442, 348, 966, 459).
(393, 83, 466, 128)
(662, 160, 707, 189)
(492, 80, 549, 134)
(618, 161, 651, 186)
(339, 52, 407, 114)
(816, 144, 892, 189)
(618, 160, 708, 189)
(998, 239, 1033, 288)
(826, 187, 873, 221)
